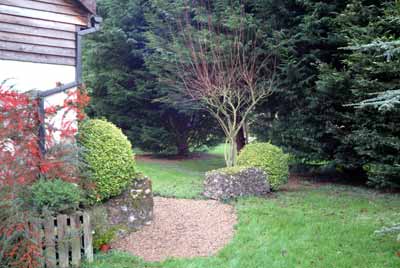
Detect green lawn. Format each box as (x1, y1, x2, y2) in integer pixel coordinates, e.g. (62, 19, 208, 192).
(136, 145, 225, 199)
(87, 145, 400, 268)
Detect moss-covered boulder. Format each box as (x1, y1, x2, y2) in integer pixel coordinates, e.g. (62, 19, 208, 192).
(89, 177, 153, 251)
(104, 177, 153, 232)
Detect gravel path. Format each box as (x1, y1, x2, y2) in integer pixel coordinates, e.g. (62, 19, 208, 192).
(112, 197, 237, 262)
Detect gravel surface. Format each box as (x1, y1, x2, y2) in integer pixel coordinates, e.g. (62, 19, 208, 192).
(112, 197, 237, 262)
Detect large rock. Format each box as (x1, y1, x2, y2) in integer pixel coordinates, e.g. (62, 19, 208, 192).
(104, 177, 154, 235)
(203, 167, 270, 200)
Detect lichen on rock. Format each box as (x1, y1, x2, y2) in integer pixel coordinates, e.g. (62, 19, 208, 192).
(203, 167, 270, 200)
(103, 177, 154, 237)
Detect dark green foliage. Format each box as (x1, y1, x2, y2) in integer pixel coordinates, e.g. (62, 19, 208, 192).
(78, 119, 137, 202)
(84, 0, 399, 188)
(237, 143, 289, 190)
(364, 163, 400, 189)
(252, 0, 350, 161)
(28, 179, 83, 214)
(318, 1, 400, 188)
(83, 0, 223, 156)
(252, 0, 400, 188)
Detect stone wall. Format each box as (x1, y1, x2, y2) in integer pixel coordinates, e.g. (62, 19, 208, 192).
(203, 167, 270, 200)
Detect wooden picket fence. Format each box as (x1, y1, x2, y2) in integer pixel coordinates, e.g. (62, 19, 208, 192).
(33, 211, 93, 268)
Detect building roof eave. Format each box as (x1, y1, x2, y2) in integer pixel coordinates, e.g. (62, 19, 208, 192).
(76, 0, 96, 15)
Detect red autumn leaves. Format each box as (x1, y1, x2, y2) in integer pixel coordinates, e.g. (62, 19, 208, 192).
(0, 85, 90, 186)
(0, 85, 89, 268)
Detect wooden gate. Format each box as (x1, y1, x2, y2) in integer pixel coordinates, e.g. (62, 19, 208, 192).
(34, 211, 93, 268)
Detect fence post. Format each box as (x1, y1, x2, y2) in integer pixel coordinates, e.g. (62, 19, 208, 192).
(44, 219, 57, 268)
(70, 214, 82, 267)
(83, 213, 94, 262)
(57, 215, 69, 268)
(31, 219, 45, 268)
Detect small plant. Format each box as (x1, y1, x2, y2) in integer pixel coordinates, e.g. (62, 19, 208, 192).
(237, 142, 289, 190)
(28, 179, 83, 214)
(78, 119, 137, 202)
(89, 206, 119, 252)
(93, 228, 118, 252)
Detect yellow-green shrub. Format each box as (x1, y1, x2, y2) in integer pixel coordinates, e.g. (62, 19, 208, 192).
(237, 142, 289, 190)
(79, 119, 136, 202)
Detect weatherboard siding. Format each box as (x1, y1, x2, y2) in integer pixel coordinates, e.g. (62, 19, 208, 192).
(0, 0, 90, 66)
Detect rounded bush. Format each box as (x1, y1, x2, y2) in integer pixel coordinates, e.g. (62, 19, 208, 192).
(79, 119, 136, 202)
(237, 142, 289, 190)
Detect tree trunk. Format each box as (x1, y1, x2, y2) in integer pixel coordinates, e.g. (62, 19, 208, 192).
(168, 114, 190, 157)
(176, 138, 190, 157)
(224, 136, 238, 167)
(230, 139, 238, 166)
(236, 126, 246, 152)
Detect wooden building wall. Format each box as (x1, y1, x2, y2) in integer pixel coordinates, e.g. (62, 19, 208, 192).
(0, 0, 91, 66)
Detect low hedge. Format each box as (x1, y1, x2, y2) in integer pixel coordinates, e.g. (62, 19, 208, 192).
(79, 119, 136, 202)
(237, 142, 289, 190)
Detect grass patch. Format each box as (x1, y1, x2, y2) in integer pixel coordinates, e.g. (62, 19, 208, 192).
(83, 252, 147, 268)
(88, 144, 400, 267)
(206, 143, 225, 155)
(88, 185, 400, 268)
(136, 145, 226, 199)
(137, 156, 225, 199)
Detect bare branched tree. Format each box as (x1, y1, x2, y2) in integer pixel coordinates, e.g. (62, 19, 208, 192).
(175, 3, 276, 167)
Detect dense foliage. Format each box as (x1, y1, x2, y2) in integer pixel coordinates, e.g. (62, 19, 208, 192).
(0, 86, 89, 268)
(79, 119, 137, 202)
(0, 86, 86, 186)
(84, 0, 223, 156)
(251, 0, 400, 188)
(144, 0, 273, 167)
(0, 187, 42, 268)
(83, 0, 400, 188)
(28, 179, 83, 214)
(237, 143, 289, 190)
(0, 88, 41, 186)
